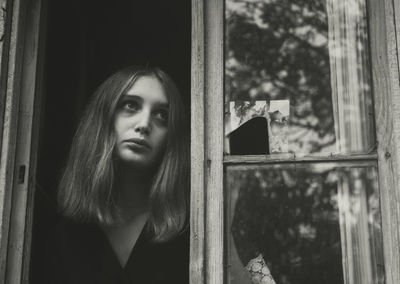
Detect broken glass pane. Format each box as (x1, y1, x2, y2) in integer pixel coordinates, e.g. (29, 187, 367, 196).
(225, 0, 374, 155)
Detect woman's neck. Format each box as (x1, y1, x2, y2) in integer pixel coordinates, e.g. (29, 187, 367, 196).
(114, 167, 151, 222)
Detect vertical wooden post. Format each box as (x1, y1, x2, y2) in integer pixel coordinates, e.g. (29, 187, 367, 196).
(368, 0, 400, 283)
(191, 0, 224, 283)
(5, 0, 45, 282)
(191, 0, 205, 283)
(204, 0, 224, 283)
(0, 0, 25, 281)
(0, 0, 45, 282)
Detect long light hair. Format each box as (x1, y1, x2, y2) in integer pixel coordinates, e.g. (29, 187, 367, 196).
(57, 66, 189, 241)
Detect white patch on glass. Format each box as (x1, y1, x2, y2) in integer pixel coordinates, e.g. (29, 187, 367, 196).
(226, 100, 290, 153)
(245, 254, 276, 284)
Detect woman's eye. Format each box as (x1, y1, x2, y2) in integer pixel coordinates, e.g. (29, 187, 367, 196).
(154, 109, 168, 122)
(122, 101, 139, 111)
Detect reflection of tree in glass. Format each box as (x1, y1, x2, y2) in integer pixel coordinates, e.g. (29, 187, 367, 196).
(234, 101, 268, 126)
(226, 0, 335, 153)
(229, 167, 374, 284)
(235, 101, 257, 124)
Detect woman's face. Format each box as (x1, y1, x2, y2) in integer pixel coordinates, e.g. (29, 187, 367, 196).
(113, 75, 169, 169)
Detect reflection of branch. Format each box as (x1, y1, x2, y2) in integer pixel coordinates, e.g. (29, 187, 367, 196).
(308, 137, 336, 152)
(290, 120, 319, 131)
(288, 33, 327, 58)
(229, 0, 259, 5)
(269, 75, 299, 98)
(289, 119, 336, 152)
(290, 117, 334, 134)
(292, 127, 313, 141)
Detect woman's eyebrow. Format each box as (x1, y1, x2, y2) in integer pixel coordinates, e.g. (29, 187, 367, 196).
(154, 102, 169, 108)
(121, 94, 142, 101)
(121, 94, 169, 108)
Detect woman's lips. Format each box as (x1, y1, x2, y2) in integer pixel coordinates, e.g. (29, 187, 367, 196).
(124, 138, 151, 150)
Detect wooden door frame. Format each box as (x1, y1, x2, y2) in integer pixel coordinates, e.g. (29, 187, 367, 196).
(0, 0, 46, 282)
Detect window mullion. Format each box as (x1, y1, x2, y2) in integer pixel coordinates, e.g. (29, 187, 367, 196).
(367, 0, 400, 283)
(190, 0, 206, 283)
(204, 0, 224, 284)
(224, 153, 378, 165)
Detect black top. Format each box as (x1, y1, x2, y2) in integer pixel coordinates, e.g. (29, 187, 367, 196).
(32, 217, 189, 284)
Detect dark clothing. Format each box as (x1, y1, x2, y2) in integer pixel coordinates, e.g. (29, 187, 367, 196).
(32, 217, 189, 284)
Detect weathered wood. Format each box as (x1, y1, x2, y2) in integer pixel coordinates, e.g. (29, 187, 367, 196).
(4, 0, 43, 282)
(0, 0, 11, 149)
(190, 0, 205, 283)
(21, 0, 47, 282)
(394, 0, 400, 70)
(204, 0, 224, 283)
(368, 0, 400, 283)
(0, 0, 25, 281)
(226, 160, 377, 172)
(224, 153, 377, 165)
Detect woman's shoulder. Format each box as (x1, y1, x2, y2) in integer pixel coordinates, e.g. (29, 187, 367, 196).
(31, 216, 99, 283)
(38, 216, 110, 273)
(47, 216, 94, 246)
(131, 227, 190, 284)
(152, 226, 190, 253)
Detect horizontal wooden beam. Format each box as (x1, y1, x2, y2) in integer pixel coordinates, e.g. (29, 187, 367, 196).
(224, 153, 378, 165)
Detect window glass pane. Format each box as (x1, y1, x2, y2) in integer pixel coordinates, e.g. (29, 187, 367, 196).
(226, 165, 384, 284)
(224, 0, 374, 155)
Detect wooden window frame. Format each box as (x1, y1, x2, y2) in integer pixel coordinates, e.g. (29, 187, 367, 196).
(0, 0, 398, 283)
(191, 0, 400, 284)
(0, 0, 46, 282)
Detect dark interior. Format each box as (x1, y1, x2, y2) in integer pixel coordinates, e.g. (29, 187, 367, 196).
(30, 0, 191, 279)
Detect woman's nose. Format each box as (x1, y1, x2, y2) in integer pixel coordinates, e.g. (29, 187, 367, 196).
(134, 111, 151, 135)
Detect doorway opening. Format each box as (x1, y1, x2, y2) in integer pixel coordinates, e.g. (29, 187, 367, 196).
(30, 0, 191, 281)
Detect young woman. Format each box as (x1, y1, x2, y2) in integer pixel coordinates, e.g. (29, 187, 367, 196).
(35, 66, 189, 284)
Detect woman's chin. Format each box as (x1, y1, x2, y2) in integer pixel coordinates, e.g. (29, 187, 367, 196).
(116, 152, 157, 170)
